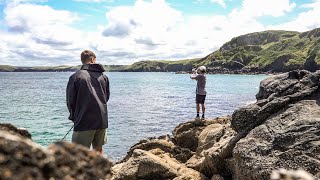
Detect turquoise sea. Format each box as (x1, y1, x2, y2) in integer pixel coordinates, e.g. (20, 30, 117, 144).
(0, 72, 268, 161)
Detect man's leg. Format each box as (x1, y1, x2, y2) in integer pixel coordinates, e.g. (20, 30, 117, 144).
(201, 103, 206, 119)
(196, 94, 201, 118)
(72, 130, 95, 148)
(196, 103, 200, 118)
(94, 146, 103, 153)
(92, 129, 107, 153)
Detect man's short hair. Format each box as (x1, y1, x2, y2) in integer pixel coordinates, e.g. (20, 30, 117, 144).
(81, 50, 96, 64)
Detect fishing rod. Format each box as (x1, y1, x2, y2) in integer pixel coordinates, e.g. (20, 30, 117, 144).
(60, 124, 74, 141)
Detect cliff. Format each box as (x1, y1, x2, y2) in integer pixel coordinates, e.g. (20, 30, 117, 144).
(120, 28, 320, 73)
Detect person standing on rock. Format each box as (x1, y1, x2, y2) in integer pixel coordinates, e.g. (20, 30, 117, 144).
(66, 50, 110, 153)
(190, 66, 207, 119)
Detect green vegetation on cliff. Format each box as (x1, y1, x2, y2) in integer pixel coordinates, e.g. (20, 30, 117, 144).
(120, 59, 200, 72)
(203, 28, 320, 72)
(121, 28, 320, 72)
(0, 65, 16, 72)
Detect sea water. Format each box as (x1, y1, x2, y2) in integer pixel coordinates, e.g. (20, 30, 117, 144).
(0, 72, 268, 161)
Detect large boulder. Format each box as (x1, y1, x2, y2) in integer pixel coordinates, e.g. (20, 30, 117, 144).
(229, 100, 320, 179)
(0, 126, 113, 179)
(112, 149, 208, 180)
(186, 119, 236, 177)
(120, 135, 193, 164)
(227, 70, 320, 179)
(173, 117, 230, 152)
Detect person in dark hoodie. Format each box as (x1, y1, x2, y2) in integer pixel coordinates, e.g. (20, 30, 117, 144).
(66, 50, 110, 153)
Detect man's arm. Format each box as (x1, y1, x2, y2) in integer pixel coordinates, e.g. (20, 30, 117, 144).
(190, 68, 198, 80)
(105, 76, 110, 102)
(66, 77, 77, 121)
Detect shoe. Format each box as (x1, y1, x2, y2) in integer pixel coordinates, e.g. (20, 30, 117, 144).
(201, 115, 205, 119)
(195, 115, 200, 120)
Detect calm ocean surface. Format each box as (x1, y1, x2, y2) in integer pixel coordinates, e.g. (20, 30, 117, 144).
(0, 72, 268, 161)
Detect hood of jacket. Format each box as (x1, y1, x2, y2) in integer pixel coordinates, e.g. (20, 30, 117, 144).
(81, 64, 105, 72)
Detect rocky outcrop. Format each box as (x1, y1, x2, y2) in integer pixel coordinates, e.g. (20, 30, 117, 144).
(227, 70, 320, 179)
(112, 149, 208, 180)
(120, 135, 193, 164)
(230, 100, 320, 179)
(0, 128, 112, 179)
(113, 70, 320, 179)
(0, 123, 31, 139)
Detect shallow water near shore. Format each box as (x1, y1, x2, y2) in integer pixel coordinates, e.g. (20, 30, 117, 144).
(0, 72, 268, 161)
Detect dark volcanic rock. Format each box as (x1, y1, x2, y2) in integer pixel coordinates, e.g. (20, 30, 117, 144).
(232, 70, 319, 133)
(0, 123, 32, 139)
(228, 70, 320, 179)
(230, 100, 320, 179)
(304, 54, 318, 72)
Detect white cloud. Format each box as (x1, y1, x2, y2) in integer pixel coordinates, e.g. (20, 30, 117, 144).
(5, 4, 78, 32)
(268, 1, 320, 31)
(1, 0, 319, 66)
(211, 0, 226, 8)
(3, 3, 87, 65)
(230, 0, 296, 18)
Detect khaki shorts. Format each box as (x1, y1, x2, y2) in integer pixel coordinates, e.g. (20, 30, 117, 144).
(72, 129, 107, 149)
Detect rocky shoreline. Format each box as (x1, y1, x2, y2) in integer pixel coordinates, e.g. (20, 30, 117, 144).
(1, 70, 320, 179)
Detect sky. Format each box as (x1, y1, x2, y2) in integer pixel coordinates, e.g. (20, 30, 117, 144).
(0, 0, 319, 66)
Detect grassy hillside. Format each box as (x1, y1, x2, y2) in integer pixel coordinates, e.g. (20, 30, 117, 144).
(201, 28, 320, 72)
(122, 28, 320, 72)
(120, 59, 200, 72)
(0, 65, 16, 72)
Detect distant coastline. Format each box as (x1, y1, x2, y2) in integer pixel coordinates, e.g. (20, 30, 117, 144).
(0, 64, 293, 75)
(2, 27, 319, 74)
(0, 64, 306, 75)
(0, 65, 128, 72)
